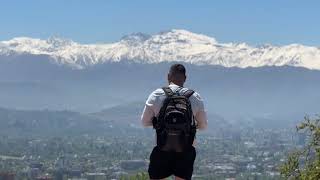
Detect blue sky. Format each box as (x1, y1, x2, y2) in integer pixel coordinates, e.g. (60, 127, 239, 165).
(0, 0, 319, 46)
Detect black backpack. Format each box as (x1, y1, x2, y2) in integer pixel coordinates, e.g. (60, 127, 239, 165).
(152, 87, 196, 152)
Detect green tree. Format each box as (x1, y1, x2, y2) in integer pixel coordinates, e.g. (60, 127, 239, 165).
(280, 116, 320, 179)
(120, 172, 149, 180)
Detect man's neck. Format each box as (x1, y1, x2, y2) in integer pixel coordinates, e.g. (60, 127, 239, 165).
(169, 82, 184, 87)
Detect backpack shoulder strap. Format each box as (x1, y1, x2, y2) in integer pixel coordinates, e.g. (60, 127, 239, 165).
(154, 87, 173, 129)
(183, 89, 194, 98)
(162, 87, 174, 97)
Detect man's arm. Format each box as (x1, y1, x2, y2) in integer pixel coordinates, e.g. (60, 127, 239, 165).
(195, 110, 208, 130)
(192, 92, 208, 130)
(141, 105, 154, 127)
(141, 91, 158, 127)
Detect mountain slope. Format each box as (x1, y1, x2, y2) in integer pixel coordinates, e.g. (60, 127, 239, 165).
(0, 60, 319, 124)
(1, 29, 320, 70)
(0, 107, 113, 136)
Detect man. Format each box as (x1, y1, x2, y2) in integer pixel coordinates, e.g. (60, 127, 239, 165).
(141, 64, 208, 180)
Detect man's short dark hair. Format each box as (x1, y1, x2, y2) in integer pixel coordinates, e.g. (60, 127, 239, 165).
(169, 64, 186, 77)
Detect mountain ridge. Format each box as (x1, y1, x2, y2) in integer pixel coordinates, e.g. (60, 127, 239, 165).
(1, 29, 320, 70)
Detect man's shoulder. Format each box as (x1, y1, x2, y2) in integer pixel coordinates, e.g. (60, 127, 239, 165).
(190, 91, 203, 101)
(178, 87, 203, 101)
(149, 88, 166, 96)
(149, 86, 203, 101)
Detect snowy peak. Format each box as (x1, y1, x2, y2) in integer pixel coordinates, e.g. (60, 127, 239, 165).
(156, 29, 218, 44)
(1, 36, 76, 54)
(0, 29, 320, 70)
(46, 37, 75, 48)
(119, 29, 216, 46)
(120, 32, 151, 43)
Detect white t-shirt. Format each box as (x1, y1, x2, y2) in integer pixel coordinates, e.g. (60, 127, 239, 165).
(141, 83, 208, 130)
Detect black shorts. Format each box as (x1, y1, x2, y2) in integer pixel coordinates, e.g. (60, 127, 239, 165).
(148, 146, 196, 180)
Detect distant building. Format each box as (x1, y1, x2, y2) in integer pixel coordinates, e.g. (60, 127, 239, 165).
(120, 160, 147, 171)
(53, 169, 68, 180)
(36, 176, 53, 180)
(30, 163, 43, 169)
(212, 163, 237, 176)
(246, 164, 257, 171)
(85, 173, 106, 180)
(55, 156, 69, 169)
(0, 172, 15, 180)
(68, 169, 82, 178)
(231, 131, 241, 142)
(29, 168, 40, 179)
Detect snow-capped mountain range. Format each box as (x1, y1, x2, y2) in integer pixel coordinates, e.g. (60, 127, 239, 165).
(1, 29, 320, 70)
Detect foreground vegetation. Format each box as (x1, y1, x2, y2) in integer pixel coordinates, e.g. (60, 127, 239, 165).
(280, 116, 320, 179)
